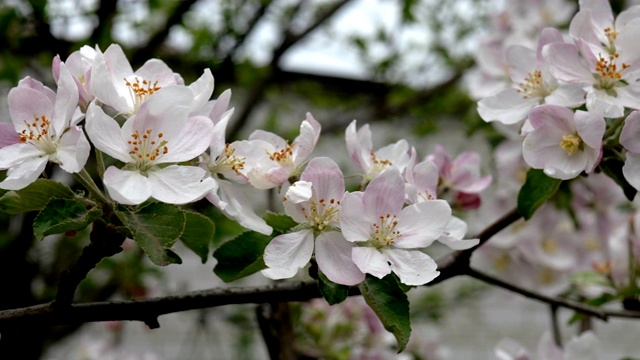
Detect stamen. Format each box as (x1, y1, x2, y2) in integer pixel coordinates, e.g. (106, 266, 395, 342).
(560, 134, 582, 156)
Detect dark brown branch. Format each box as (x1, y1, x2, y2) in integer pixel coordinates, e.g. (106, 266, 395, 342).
(89, 0, 119, 47)
(466, 268, 609, 320)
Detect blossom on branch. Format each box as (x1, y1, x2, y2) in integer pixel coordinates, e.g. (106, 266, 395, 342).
(0, 63, 90, 190)
(85, 86, 216, 205)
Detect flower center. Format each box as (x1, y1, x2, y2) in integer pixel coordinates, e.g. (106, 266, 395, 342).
(594, 53, 629, 91)
(560, 134, 582, 156)
(212, 143, 246, 176)
(302, 198, 341, 232)
(604, 26, 618, 54)
(268, 143, 295, 167)
(124, 77, 161, 114)
(542, 238, 557, 254)
(370, 214, 402, 247)
(127, 128, 168, 169)
(19, 115, 58, 154)
(517, 70, 551, 99)
(367, 152, 392, 180)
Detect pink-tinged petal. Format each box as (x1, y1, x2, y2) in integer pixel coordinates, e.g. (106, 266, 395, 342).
(249, 130, 287, 149)
(506, 46, 536, 81)
(84, 102, 131, 162)
(345, 120, 373, 171)
(262, 230, 314, 279)
(0, 156, 47, 190)
(315, 231, 365, 286)
(351, 246, 391, 279)
(569, 9, 604, 47)
(103, 166, 151, 205)
(135, 59, 177, 87)
(51, 62, 79, 136)
(450, 151, 492, 193)
(8, 87, 53, 132)
(209, 115, 229, 157)
(363, 168, 405, 217)
(543, 43, 593, 83)
(284, 181, 313, 204)
(0, 123, 19, 147)
(406, 159, 438, 201)
(148, 165, 216, 204)
(292, 113, 321, 166)
(441, 216, 467, 239)
(574, 110, 605, 149)
(90, 49, 129, 113)
(214, 179, 272, 235)
(340, 192, 372, 242)
(537, 28, 565, 63)
(188, 69, 214, 112)
(248, 166, 291, 189)
(17, 77, 56, 103)
(56, 126, 90, 173)
(527, 105, 575, 132)
(478, 88, 539, 124)
(522, 132, 567, 169)
(623, 153, 640, 190)
(383, 248, 439, 286)
(131, 86, 192, 138)
(617, 19, 640, 63)
(160, 115, 213, 163)
(209, 89, 232, 124)
(301, 157, 345, 201)
(544, 84, 586, 108)
(579, 0, 613, 31)
(0, 143, 45, 169)
(585, 89, 624, 118)
(621, 111, 640, 153)
(394, 200, 451, 249)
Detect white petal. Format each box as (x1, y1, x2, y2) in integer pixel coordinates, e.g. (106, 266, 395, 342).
(477, 88, 538, 125)
(56, 126, 90, 173)
(383, 248, 439, 286)
(51, 63, 79, 136)
(340, 192, 372, 242)
(351, 246, 391, 279)
(394, 200, 451, 249)
(285, 180, 313, 204)
(148, 165, 216, 204)
(0, 143, 45, 169)
(0, 156, 48, 190)
(262, 230, 314, 279)
(216, 179, 272, 235)
(85, 102, 132, 163)
(103, 166, 151, 205)
(315, 231, 365, 286)
(188, 69, 214, 112)
(363, 168, 405, 217)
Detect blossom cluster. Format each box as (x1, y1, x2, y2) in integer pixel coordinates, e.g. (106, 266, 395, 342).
(0, 43, 490, 287)
(476, 0, 640, 184)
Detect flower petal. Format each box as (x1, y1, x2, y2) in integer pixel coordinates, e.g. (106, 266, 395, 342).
(363, 168, 405, 217)
(57, 125, 90, 173)
(351, 246, 391, 279)
(315, 231, 365, 286)
(383, 248, 439, 286)
(215, 179, 272, 235)
(85, 102, 132, 162)
(148, 165, 216, 204)
(0, 156, 48, 190)
(262, 229, 314, 279)
(103, 166, 151, 205)
(394, 200, 451, 249)
(340, 192, 372, 242)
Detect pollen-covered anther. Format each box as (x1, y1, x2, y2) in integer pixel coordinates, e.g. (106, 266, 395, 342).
(268, 144, 295, 165)
(595, 53, 629, 89)
(371, 213, 402, 246)
(306, 198, 340, 231)
(19, 114, 52, 143)
(559, 133, 582, 156)
(517, 70, 547, 98)
(128, 128, 168, 162)
(223, 144, 246, 174)
(124, 77, 161, 112)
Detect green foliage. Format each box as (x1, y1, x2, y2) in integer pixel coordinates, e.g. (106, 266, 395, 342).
(115, 202, 186, 266)
(180, 211, 215, 263)
(359, 274, 411, 353)
(213, 231, 272, 282)
(517, 169, 562, 220)
(263, 211, 297, 233)
(33, 199, 102, 240)
(0, 179, 75, 214)
(317, 270, 349, 305)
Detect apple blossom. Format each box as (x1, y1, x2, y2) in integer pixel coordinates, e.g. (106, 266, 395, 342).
(478, 27, 586, 126)
(522, 105, 604, 180)
(0, 63, 90, 190)
(85, 86, 216, 205)
(620, 111, 640, 190)
(340, 168, 451, 286)
(53, 45, 98, 110)
(345, 120, 412, 184)
(245, 113, 321, 189)
(262, 157, 364, 285)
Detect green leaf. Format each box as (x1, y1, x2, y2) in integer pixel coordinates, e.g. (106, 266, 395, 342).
(317, 270, 349, 305)
(115, 203, 186, 266)
(599, 156, 637, 201)
(0, 179, 75, 214)
(180, 211, 215, 263)
(33, 198, 102, 240)
(517, 169, 562, 220)
(263, 212, 297, 233)
(213, 231, 271, 282)
(359, 274, 411, 353)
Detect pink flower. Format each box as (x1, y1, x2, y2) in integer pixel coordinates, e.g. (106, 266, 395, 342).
(340, 169, 451, 286)
(245, 113, 321, 189)
(522, 105, 604, 180)
(428, 144, 492, 195)
(85, 86, 215, 205)
(0, 63, 90, 190)
(262, 157, 364, 285)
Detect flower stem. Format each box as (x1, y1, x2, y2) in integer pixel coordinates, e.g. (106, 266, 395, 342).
(74, 169, 111, 207)
(95, 149, 106, 179)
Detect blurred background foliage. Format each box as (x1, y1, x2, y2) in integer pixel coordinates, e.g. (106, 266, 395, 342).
(2, 0, 627, 358)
